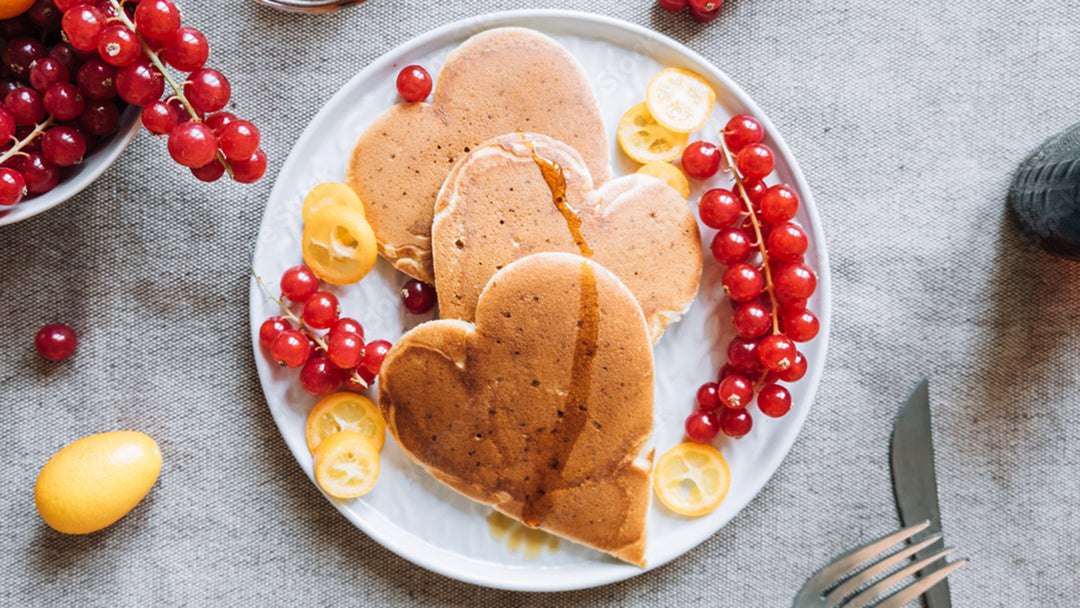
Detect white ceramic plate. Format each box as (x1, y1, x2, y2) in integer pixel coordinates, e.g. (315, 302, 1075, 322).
(249, 10, 831, 591)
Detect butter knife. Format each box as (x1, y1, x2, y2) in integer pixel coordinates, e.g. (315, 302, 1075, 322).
(889, 377, 952, 608)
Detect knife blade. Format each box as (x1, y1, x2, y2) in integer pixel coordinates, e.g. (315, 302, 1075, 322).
(890, 377, 952, 608)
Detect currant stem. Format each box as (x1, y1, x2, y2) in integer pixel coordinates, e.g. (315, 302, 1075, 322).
(718, 136, 781, 335)
(108, 0, 234, 178)
(251, 268, 328, 352)
(0, 116, 54, 166)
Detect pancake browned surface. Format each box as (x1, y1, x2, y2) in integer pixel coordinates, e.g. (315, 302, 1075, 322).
(346, 28, 610, 282)
(433, 133, 702, 343)
(378, 252, 653, 567)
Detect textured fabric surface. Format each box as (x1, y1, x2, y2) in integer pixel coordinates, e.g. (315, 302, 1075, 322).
(2, 1, 1079, 606)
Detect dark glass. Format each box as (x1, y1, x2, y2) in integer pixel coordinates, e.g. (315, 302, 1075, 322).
(1008, 123, 1080, 261)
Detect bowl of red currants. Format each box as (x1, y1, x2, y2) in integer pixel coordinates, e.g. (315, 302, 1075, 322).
(0, 4, 142, 226)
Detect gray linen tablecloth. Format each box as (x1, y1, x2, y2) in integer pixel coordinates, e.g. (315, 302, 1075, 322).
(2, 0, 1079, 605)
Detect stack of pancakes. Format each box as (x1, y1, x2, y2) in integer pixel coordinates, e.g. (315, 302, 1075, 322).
(346, 27, 703, 567)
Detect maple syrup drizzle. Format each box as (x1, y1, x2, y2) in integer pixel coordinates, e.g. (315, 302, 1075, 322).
(519, 139, 601, 529)
(487, 511, 560, 559)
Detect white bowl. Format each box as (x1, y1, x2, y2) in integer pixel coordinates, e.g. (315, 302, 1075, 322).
(0, 103, 141, 226)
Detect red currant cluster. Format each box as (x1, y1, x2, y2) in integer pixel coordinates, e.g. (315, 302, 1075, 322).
(657, 0, 724, 23)
(257, 265, 393, 397)
(682, 114, 820, 443)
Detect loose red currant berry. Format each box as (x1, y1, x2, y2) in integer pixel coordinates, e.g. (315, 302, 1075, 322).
(681, 141, 720, 179)
(141, 100, 179, 134)
(97, 24, 141, 67)
(396, 65, 432, 102)
(723, 114, 763, 153)
(685, 410, 720, 444)
(658, 0, 688, 11)
(766, 221, 808, 263)
(689, 4, 721, 22)
(401, 279, 437, 314)
(329, 317, 365, 342)
(757, 383, 791, 417)
(736, 143, 775, 181)
(359, 339, 392, 379)
(163, 26, 208, 72)
(29, 57, 69, 92)
(218, 120, 260, 161)
(35, 322, 77, 361)
(773, 263, 817, 302)
(300, 356, 339, 396)
(18, 152, 59, 194)
(167, 121, 217, 168)
(270, 329, 311, 368)
(302, 291, 340, 330)
(43, 82, 84, 120)
(710, 227, 752, 265)
(776, 350, 807, 382)
(230, 148, 267, 183)
(5, 87, 46, 125)
(695, 382, 721, 412)
(190, 160, 225, 183)
(782, 308, 819, 342)
(722, 262, 763, 302)
(719, 407, 753, 438)
(0, 167, 26, 206)
(699, 188, 741, 230)
(42, 126, 86, 167)
(727, 336, 761, 374)
(758, 334, 797, 372)
(689, 0, 721, 12)
(116, 57, 164, 105)
(134, 0, 181, 41)
(184, 68, 230, 113)
(258, 316, 291, 349)
(76, 58, 117, 100)
(280, 265, 319, 302)
(327, 330, 365, 370)
(732, 301, 771, 338)
(760, 184, 799, 223)
(718, 374, 754, 409)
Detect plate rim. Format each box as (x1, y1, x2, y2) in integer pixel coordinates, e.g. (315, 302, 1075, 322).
(248, 8, 832, 592)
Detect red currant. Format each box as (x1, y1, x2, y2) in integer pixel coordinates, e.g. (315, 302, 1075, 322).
(300, 356, 339, 396)
(270, 329, 311, 368)
(685, 410, 720, 444)
(280, 265, 319, 302)
(776, 350, 807, 382)
(230, 148, 267, 183)
(717, 363, 735, 382)
(726, 336, 761, 374)
(736, 143, 775, 181)
(732, 301, 771, 338)
(218, 120, 259, 161)
(29, 57, 69, 93)
(658, 0, 688, 10)
(681, 141, 720, 179)
(116, 58, 165, 106)
(782, 308, 819, 342)
(141, 100, 179, 134)
(689, 5, 721, 22)
(723, 115, 763, 153)
(327, 330, 365, 370)
(43, 82, 84, 120)
(741, 179, 766, 207)
(302, 291, 340, 329)
(760, 184, 799, 224)
(163, 26, 208, 72)
(18, 153, 59, 194)
(329, 317, 364, 342)
(3, 37, 47, 76)
(5, 87, 45, 125)
(27, 0, 62, 30)
(401, 279, 437, 314)
(42, 126, 86, 167)
(35, 322, 77, 361)
(258, 316, 291, 349)
(699, 188, 741, 230)
(773, 263, 817, 302)
(184, 68, 230, 113)
(204, 111, 235, 136)
(97, 24, 141, 67)
(48, 42, 81, 74)
(718, 374, 754, 409)
(710, 227, 752, 265)
(76, 58, 117, 100)
(695, 381, 721, 412)
(757, 383, 791, 417)
(722, 262, 763, 302)
(134, 0, 182, 41)
(167, 121, 217, 168)
(0, 167, 26, 206)
(0, 107, 14, 142)
(719, 408, 752, 438)
(396, 65, 432, 102)
(766, 221, 808, 262)
(190, 160, 225, 182)
(358, 339, 392, 379)
(758, 334, 797, 372)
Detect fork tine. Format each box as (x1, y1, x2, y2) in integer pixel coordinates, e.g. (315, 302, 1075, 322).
(822, 534, 942, 605)
(806, 521, 931, 592)
(842, 547, 954, 608)
(870, 559, 968, 608)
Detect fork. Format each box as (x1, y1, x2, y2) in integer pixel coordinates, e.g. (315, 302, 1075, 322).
(793, 521, 968, 608)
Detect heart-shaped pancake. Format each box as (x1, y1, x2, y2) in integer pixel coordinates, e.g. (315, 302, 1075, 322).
(432, 133, 702, 343)
(346, 28, 611, 283)
(378, 252, 654, 566)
